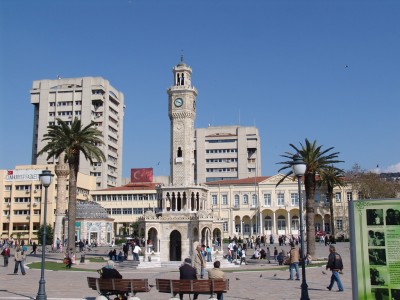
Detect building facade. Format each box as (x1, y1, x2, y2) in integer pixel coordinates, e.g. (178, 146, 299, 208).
(195, 125, 261, 183)
(30, 77, 125, 189)
(0, 165, 96, 244)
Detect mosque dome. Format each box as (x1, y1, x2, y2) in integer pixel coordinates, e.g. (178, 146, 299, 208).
(76, 200, 109, 219)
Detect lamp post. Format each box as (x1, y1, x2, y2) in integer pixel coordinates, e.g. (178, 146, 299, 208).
(292, 154, 309, 300)
(36, 169, 53, 300)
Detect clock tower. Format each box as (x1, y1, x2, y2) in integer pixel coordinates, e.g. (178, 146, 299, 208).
(167, 56, 197, 186)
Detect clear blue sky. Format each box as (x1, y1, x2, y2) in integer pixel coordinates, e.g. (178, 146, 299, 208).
(1, 0, 399, 179)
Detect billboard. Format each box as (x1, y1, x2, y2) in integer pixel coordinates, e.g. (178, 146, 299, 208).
(349, 198, 400, 300)
(130, 168, 153, 183)
(5, 169, 42, 181)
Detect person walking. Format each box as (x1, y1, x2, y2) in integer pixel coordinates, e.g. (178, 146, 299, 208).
(133, 243, 141, 261)
(30, 242, 37, 255)
(288, 243, 300, 280)
(208, 261, 225, 300)
(326, 245, 344, 292)
(1, 245, 11, 267)
(13, 246, 26, 275)
(192, 244, 206, 279)
(206, 245, 212, 262)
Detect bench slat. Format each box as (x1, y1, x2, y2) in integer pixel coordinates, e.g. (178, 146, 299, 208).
(156, 279, 229, 294)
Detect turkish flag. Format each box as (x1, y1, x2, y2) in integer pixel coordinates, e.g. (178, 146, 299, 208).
(7, 170, 13, 175)
(131, 168, 153, 183)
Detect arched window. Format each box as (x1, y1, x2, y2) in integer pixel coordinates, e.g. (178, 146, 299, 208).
(243, 194, 248, 204)
(234, 195, 239, 207)
(177, 147, 182, 157)
(315, 222, 321, 232)
(264, 216, 272, 230)
(278, 215, 286, 230)
(291, 216, 299, 230)
(235, 224, 241, 233)
(244, 224, 250, 233)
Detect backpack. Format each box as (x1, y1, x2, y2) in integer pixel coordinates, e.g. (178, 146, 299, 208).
(233, 245, 238, 251)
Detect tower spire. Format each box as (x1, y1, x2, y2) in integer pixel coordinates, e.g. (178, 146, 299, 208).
(180, 49, 184, 63)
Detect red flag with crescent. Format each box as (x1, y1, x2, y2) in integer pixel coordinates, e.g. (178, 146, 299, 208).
(131, 168, 153, 183)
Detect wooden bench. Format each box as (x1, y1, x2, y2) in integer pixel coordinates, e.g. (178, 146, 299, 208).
(156, 278, 229, 299)
(87, 277, 149, 300)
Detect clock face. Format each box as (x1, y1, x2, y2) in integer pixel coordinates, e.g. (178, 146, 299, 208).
(174, 98, 183, 107)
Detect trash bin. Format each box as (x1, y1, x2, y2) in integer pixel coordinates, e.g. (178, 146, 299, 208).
(148, 256, 151, 262)
(80, 254, 85, 263)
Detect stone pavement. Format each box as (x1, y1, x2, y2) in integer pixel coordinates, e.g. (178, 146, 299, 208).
(0, 243, 352, 300)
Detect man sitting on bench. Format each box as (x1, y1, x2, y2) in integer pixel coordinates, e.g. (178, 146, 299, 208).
(98, 260, 122, 279)
(179, 258, 198, 300)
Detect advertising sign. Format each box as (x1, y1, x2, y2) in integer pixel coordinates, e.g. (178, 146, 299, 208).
(5, 169, 42, 181)
(349, 198, 400, 300)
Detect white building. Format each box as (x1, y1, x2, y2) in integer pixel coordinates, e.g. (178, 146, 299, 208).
(30, 77, 125, 189)
(195, 125, 261, 183)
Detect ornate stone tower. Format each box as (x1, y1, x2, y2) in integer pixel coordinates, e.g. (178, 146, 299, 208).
(139, 58, 224, 263)
(54, 152, 69, 247)
(167, 55, 197, 186)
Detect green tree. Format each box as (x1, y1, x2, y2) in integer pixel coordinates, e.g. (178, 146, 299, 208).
(36, 224, 54, 245)
(37, 118, 105, 253)
(277, 138, 343, 257)
(318, 166, 346, 238)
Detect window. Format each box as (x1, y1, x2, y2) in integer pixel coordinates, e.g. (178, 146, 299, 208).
(315, 223, 321, 231)
(235, 224, 241, 233)
(336, 219, 343, 231)
(291, 216, 299, 230)
(290, 193, 299, 206)
(234, 195, 239, 207)
(264, 216, 272, 230)
(212, 195, 218, 205)
(223, 222, 228, 232)
(133, 208, 143, 214)
(277, 215, 286, 230)
(222, 195, 228, 205)
(252, 194, 257, 206)
(264, 194, 271, 206)
(346, 192, 353, 201)
(5, 185, 11, 191)
(111, 208, 121, 215)
(243, 194, 248, 204)
(123, 208, 132, 215)
(244, 224, 250, 233)
(335, 192, 342, 202)
(277, 193, 284, 206)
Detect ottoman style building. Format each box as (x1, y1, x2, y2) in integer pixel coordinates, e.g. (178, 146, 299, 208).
(138, 57, 225, 262)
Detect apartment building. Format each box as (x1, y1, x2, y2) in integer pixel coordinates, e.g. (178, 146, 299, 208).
(195, 126, 261, 183)
(0, 165, 96, 243)
(30, 77, 124, 188)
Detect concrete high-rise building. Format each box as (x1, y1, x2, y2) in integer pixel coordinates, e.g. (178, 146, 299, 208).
(30, 77, 125, 189)
(195, 126, 261, 183)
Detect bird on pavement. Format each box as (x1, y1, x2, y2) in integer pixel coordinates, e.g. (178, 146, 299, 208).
(236, 278, 240, 280)
(260, 274, 262, 278)
(322, 271, 327, 275)
(273, 274, 277, 277)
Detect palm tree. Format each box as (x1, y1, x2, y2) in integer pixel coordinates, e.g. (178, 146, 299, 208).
(37, 118, 105, 253)
(277, 139, 343, 257)
(318, 166, 346, 238)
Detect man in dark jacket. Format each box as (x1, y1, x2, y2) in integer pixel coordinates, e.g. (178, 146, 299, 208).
(99, 260, 122, 279)
(179, 258, 198, 300)
(326, 245, 343, 292)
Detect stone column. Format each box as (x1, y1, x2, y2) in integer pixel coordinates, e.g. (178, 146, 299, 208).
(273, 211, 276, 235)
(54, 152, 69, 248)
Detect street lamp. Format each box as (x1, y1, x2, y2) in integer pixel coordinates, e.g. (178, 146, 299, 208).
(292, 154, 309, 300)
(36, 169, 53, 300)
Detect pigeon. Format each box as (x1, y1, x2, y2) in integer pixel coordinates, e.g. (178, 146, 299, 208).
(259, 274, 262, 278)
(236, 278, 240, 280)
(322, 271, 327, 275)
(149, 284, 155, 288)
(273, 274, 277, 277)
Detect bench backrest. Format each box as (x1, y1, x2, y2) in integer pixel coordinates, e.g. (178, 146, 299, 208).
(87, 277, 149, 293)
(156, 279, 229, 294)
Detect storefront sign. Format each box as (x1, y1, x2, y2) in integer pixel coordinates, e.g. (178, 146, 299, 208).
(5, 169, 42, 181)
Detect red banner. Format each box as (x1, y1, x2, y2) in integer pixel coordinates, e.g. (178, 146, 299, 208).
(131, 168, 153, 183)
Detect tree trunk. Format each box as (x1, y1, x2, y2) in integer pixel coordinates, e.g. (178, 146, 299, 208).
(67, 164, 78, 255)
(304, 174, 316, 257)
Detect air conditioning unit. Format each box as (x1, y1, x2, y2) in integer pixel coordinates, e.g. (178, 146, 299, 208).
(33, 203, 37, 206)
(34, 190, 38, 193)
(7, 203, 10, 206)
(25, 190, 30, 194)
